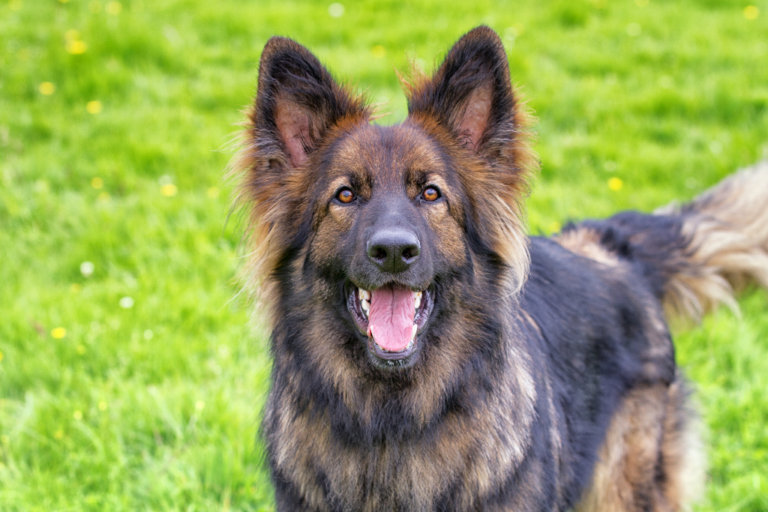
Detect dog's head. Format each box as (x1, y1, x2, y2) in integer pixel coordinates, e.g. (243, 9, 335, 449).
(236, 27, 535, 390)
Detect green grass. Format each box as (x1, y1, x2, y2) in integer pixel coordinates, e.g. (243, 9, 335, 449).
(1, 0, 767, 509)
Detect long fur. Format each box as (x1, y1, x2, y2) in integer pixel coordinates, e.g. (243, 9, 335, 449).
(231, 27, 768, 512)
(656, 161, 768, 322)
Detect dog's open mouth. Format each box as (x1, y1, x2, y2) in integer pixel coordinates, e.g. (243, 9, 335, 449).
(347, 283, 434, 364)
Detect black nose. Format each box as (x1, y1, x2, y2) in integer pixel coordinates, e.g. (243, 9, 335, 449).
(367, 229, 421, 273)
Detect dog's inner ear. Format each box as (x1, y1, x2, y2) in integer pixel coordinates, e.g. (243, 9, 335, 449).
(406, 27, 517, 158)
(456, 84, 492, 152)
(253, 36, 369, 170)
(275, 98, 315, 168)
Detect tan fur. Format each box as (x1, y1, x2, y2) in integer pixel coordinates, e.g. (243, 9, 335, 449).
(402, 43, 539, 294)
(659, 378, 706, 509)
(229, 110, 370, 324)
(575, 377, 704, 512)
(555, 228, 621, 267)
(655, 161, 768, 322)
(267, 328, 540, 511)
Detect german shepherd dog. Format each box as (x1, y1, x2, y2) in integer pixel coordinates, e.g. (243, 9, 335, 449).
(233, 26, 768, 511)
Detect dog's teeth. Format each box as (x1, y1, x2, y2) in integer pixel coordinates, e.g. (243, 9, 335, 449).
(406, 324, 418, 351)
(361, 299, 370, 315)
(414, 291, 422, 310)
(359, 288, 371, 302)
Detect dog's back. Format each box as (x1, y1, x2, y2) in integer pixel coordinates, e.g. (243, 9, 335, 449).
(533, 162, 768, 510)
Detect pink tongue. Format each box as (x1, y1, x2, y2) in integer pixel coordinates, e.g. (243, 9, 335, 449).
(367, 286, 415, 352)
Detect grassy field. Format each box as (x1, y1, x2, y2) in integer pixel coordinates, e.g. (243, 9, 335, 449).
(1, 0, 767, 510)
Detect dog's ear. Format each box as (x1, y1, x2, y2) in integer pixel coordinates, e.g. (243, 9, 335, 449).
(406, 26, 521, 160)
(406, 27, 536, 291)
(233, 38, 369, 303)
(252, 36, 368, 168)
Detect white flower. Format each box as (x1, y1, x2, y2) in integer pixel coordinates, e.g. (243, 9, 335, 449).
(80, 261, 95, 277)
(328, 3, 344, 17)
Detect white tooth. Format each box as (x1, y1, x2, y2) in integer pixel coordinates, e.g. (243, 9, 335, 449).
(412, 324, 418, 340)
(414, 291, 422, 310)
(361, 289, 371, 301)
(361, 300, 370, 315)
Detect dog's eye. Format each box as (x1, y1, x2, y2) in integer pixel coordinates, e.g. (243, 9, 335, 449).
(336, 188, 355, 204)
(422, 187, 441, 202)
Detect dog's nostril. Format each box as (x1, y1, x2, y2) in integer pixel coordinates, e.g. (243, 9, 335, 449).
(373, 247, 387, 261)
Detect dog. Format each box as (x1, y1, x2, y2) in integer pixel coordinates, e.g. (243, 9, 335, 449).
(232, 26, 768, 511)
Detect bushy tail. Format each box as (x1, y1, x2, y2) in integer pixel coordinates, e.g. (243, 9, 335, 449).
(557, 161, 768, 324)
(655, 161, 768, 322)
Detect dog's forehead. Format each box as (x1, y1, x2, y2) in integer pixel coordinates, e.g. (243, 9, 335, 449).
(330, 124, 445, 183)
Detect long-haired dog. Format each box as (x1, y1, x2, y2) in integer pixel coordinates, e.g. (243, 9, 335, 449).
(232, 26, 768, 511)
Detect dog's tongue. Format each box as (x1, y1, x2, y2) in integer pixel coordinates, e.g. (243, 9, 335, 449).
(367, 286, 415, 352)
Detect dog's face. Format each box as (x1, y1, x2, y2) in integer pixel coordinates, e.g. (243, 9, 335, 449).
(308, 123, 469, 369)
(239, 27, 535, 381)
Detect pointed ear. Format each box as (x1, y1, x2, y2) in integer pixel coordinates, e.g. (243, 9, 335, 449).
(406, 26, 521, 159)
(406, 27, 536, 292)
(252, 36, 369, 168)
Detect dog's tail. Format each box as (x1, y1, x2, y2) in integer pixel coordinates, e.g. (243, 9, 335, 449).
(654, 161, 768, 321)
(558, 161, 768, 323)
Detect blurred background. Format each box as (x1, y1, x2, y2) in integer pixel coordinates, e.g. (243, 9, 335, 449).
(1, 0, 767, 510)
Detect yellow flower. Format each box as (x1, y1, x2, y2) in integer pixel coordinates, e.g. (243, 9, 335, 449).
(70, 283, 82, 293)
(744, 5, 759, 19)
(371, 45, 386, 59)
(39, 82, 56, 95)
(54, 430, 64, 439)
(608, 177, 624, 191)
(207, 186, 219, 198)
(98, 401, 108, 411)
(73, 410, 83, 420)
(9, 0, 22, 10)
(106, 1, 121, 14)
(548, 221, 562, 234)
(0, 351, 4, 362)
(86, 100, 102, 114)
(59, 0, 70, 3)
(76, 344, 86, 354)
(51, 327, 67, 339)
(161, 183, 178, 197)
(91, 177, 104, 189)
(66, 40, 87, 54)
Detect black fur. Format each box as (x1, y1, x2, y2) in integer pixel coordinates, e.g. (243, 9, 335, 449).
(240, 27, 706, 512)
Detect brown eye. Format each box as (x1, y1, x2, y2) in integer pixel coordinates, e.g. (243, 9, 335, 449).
(336, 188, 355, 204)
(422, 186, 440, 202)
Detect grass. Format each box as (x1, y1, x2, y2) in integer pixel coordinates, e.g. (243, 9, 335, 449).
(0, 0, 767, 510)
